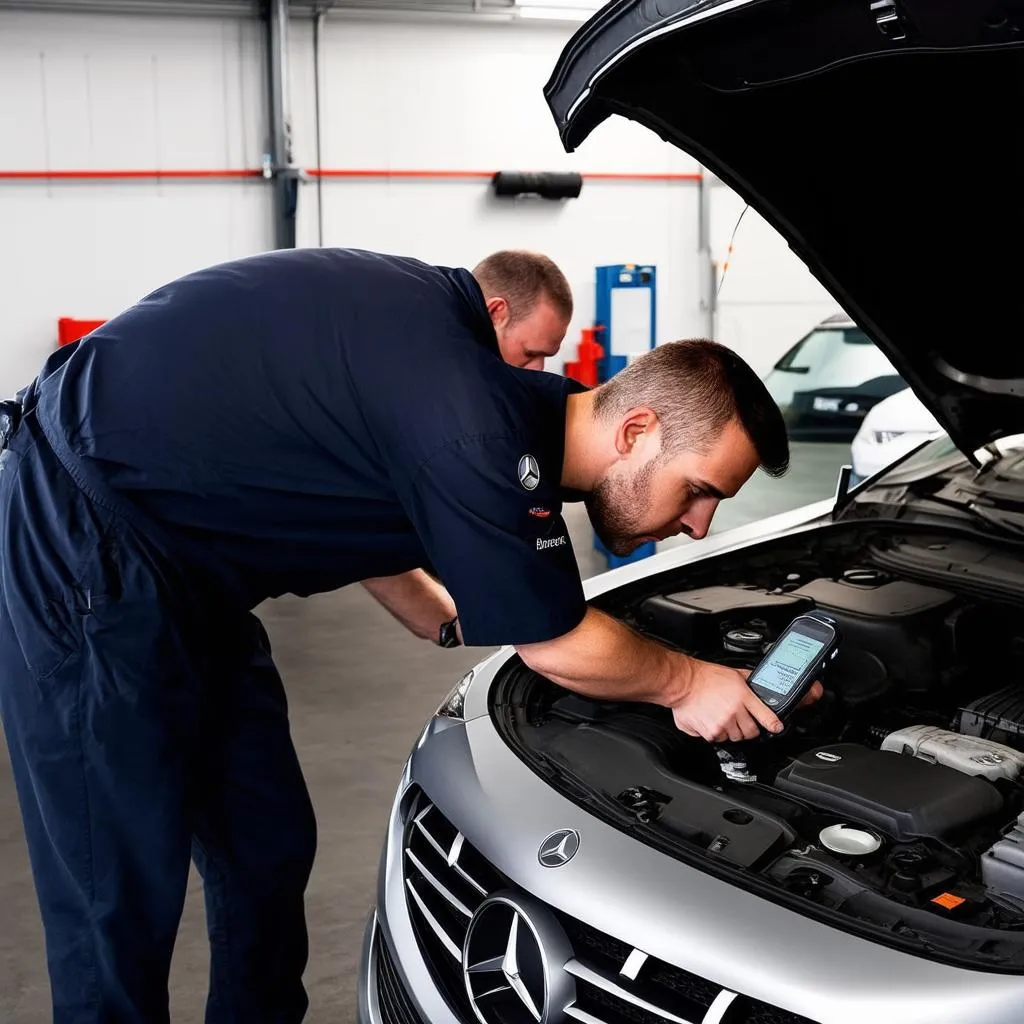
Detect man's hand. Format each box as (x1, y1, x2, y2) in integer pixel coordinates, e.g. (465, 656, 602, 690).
(516, 608, 825, 743)
(670, 662, 823, 742)
(671, 662, 782, 742)
(798, 682, 825, 709)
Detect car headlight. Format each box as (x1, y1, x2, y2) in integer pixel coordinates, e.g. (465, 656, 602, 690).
(436, 669, 474, 721)
(873, 430, 906, 444)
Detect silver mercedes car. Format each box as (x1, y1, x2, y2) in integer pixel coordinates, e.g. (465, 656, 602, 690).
(358, 2, 1024, 1022)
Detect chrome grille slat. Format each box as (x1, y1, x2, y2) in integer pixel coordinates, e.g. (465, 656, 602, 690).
(454, 856, 489, 897)
(404, 879, 462, 961)
(566, 958, 704, 1024)
(620, 948, 648, 981)
(703, 991, 740, 1024)
(404, 848, 473, 918)
(413, 807, 488, 896)
(566, 1007, 614, 1024)
(413, 807, 452, 861)
(452, 856, 488, 896)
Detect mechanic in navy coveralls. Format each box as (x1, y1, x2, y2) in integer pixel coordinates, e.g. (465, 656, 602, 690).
(0, 246, 813, 1023)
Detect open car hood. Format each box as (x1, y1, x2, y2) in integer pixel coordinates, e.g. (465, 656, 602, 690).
(544, 0, 1024, 455)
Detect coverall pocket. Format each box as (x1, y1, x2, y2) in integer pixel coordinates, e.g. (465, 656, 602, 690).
(3, 588, 84, 682)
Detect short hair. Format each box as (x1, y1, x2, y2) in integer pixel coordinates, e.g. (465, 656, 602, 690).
(592, 339, 790, 477)
(472, 250, 573, 324)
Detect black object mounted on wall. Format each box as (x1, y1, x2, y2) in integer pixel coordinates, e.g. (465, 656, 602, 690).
(491, 171, 583, 200)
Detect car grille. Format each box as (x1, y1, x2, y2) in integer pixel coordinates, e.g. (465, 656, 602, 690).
(401, 787, 818, 1024)
(376, 928, 425, 1024)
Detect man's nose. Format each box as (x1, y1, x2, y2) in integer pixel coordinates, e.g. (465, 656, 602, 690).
(681, 500, 719, 541)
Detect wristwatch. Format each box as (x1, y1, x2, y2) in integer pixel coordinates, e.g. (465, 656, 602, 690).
(438, 616, 461, 649)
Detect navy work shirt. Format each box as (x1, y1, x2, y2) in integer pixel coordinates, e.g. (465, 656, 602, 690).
(29, 248, 588, 647)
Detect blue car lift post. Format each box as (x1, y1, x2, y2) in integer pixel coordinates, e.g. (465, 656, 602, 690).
(591, 263, 658, 570)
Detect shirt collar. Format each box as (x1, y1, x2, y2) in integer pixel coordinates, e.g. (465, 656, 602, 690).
(447, 267, 499, 355)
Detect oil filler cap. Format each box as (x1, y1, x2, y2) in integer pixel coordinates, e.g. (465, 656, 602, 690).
(819, 824, 882, 856)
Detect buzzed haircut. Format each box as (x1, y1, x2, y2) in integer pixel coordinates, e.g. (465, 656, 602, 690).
(472, 250, 573, 324)
(593, 339, 790, 477)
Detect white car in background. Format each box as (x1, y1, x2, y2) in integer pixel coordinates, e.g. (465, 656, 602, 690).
(850, 387, 945, 486)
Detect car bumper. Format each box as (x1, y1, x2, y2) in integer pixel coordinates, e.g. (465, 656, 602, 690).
(357, 743, 462, 1024)
(356, 912, 375, 1024)
(357, 907, 446, 1024)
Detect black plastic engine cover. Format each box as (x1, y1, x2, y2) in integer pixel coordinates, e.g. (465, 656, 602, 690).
(775, 743, 1003, 841)
(529, 722, 797, 868)
(789, 576, 957, 702)
(638, 585, 812, 653)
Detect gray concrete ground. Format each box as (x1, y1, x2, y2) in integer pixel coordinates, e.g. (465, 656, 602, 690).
(0, 442, 848, 1022)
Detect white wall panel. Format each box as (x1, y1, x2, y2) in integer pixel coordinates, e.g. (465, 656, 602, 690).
(290, 19, 693, 173)
(0, 11, 269, 397)
(0, 183, 270, 393)
(709, 182, 841, 376)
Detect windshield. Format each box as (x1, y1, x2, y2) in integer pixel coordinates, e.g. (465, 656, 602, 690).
(764, 326, 899, 411)
(774, 326, 873, 371)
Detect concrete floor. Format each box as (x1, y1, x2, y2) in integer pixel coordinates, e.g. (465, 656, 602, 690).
(0, 442, 849, 1022)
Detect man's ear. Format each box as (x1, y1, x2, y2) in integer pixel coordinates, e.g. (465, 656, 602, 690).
(486, 296, 510, 329)
(614, 407, 659, 458)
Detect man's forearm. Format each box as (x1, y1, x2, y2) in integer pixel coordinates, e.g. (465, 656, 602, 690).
(361, 569, 457, 642)
(515, 607, 693, 707)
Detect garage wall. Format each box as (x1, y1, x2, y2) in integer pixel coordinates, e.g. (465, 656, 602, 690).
(0, 10, 271, 396)
(708, 183, 839, 377)
(0, 7, 838, 398)
(284, 15, 706, 375)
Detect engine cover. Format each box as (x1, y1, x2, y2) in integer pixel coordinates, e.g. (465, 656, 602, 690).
(637, 585, 812, 653)
(789, 576, 957, 702)
(775, 743, 1004, 841)
(881, 725, 1024, 783)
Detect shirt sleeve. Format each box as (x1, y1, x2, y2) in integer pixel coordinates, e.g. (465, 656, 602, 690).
(401, 434, 587, 647)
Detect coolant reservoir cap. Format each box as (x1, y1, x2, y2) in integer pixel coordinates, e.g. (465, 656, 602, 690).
(723, 627, 766, 653)
(819, 824, 882, 856)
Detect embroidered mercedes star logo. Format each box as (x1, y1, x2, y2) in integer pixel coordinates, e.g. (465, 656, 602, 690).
(463, 893, 575, 1024)
(518, 454, 541, 491)
(537, 829, 580, 868)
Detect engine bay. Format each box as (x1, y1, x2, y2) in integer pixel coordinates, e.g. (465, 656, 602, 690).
(490, 524, 1024, 970)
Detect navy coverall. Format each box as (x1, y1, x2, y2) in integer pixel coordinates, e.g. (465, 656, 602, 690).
(0, 248, 587, 1023)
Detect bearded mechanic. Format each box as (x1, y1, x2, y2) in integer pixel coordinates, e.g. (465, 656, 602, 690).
(0, 245, 816, 1024)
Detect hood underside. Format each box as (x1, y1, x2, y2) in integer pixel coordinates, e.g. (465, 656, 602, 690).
(544, 0, 1024, 454)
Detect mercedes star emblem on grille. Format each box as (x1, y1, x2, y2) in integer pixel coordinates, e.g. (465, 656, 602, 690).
(538, 829, 580, 868)
(463, 893, 575, 1024)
